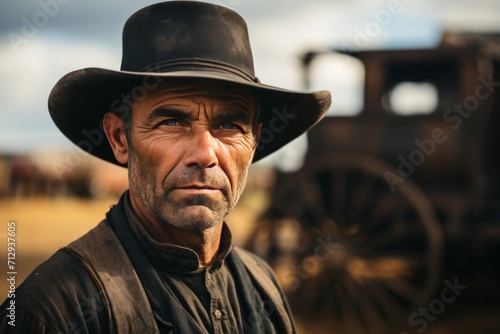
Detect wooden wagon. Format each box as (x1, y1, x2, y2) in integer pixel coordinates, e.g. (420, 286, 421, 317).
(246, 32, 500, 333)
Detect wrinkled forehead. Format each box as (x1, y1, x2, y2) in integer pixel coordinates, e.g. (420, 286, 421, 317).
(137, 79, 257, 114)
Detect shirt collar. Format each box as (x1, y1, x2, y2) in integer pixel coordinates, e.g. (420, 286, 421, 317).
(123, 192, 234, 274)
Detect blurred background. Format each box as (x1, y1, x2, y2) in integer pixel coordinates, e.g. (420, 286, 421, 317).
(1, 0, 500, 333)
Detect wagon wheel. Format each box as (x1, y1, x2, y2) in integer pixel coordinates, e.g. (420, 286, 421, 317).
(248, 155, 443, 334)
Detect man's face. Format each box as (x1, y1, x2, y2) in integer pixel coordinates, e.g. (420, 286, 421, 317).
(123, 82, 259, 231)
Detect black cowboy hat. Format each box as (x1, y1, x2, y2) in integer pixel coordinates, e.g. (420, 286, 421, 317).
(48, 1, 331, 165)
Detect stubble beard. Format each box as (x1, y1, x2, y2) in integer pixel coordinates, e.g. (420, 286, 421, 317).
(127, 146, 248, 231)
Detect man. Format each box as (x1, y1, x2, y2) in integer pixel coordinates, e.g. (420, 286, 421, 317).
(0, 1, 330, 333)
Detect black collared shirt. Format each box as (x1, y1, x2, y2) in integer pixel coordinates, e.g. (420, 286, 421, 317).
(123, 195, 249, 334)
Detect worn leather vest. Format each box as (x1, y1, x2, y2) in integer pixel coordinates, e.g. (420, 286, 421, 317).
(64, 220, 294, 333)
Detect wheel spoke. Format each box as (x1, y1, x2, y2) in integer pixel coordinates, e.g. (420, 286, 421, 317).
(356, 281, 392, 333)
(382, 276, 426, 304)
(336, 278, 368, 333)
(300, 174, 329, 225)
(361, 225, 426, 250)
(329, 168, 346, 222)
(369, 282, 408, 326)
(349, 172, 381, 224)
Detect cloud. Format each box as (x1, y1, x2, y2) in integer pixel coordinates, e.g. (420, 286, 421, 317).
(249, 2, 348, 89)
(0, 34, 119, 153)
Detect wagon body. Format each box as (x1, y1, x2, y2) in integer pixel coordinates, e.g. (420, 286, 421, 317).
(246, 32, 500, 333)
(306, 32, 500, 265)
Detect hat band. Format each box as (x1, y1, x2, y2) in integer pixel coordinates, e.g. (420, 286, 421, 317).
(137, 58, 260, 83)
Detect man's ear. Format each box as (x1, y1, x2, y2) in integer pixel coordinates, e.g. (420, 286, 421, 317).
(103, 112, 129, 165)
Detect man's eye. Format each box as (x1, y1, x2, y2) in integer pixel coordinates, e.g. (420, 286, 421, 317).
(160, 119, 180, 126)
(218, 123, 240, 130)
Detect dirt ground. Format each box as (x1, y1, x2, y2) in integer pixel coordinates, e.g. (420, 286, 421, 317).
(1, 194, 499, 333)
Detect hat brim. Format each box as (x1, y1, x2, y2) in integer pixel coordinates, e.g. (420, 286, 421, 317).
(48, 67, 331, 166)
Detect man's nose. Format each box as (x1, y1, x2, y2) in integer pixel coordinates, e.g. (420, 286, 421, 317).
(183, 130, 218, 168)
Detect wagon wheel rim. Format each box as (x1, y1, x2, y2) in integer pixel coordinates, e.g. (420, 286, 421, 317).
(266, 155, 443, 333)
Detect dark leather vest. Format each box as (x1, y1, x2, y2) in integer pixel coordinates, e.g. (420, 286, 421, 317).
(63, 220, 294, 333)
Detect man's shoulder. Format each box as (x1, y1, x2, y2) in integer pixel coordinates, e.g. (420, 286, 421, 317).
(232, 246, 285, 294)
(16, 248, 97, 298)
(232, 247, 296, 333)
(0, 239, 108, 332)
(232, 246, 276, 277)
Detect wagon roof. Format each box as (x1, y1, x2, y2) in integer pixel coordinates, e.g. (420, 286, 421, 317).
(330, 31, 500, 61)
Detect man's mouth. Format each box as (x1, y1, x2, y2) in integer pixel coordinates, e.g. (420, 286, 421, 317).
(175, 183, 219, 194)
(179, 182, 218, 189)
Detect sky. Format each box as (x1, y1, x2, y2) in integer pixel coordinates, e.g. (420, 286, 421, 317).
(0, 0, 499, 170)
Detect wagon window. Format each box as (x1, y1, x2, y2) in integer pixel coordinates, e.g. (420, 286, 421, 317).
(308, 53, 365, 116)
(385, 81, 439, 115)
(382, 59, 459, 116)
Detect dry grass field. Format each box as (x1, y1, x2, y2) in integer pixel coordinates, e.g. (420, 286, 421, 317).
(0, 196, 121, 299)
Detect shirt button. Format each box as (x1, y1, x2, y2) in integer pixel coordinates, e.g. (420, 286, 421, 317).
(214, 309, 222, 320)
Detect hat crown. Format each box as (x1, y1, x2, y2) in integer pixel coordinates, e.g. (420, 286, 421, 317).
(120, 1, 255, 80)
